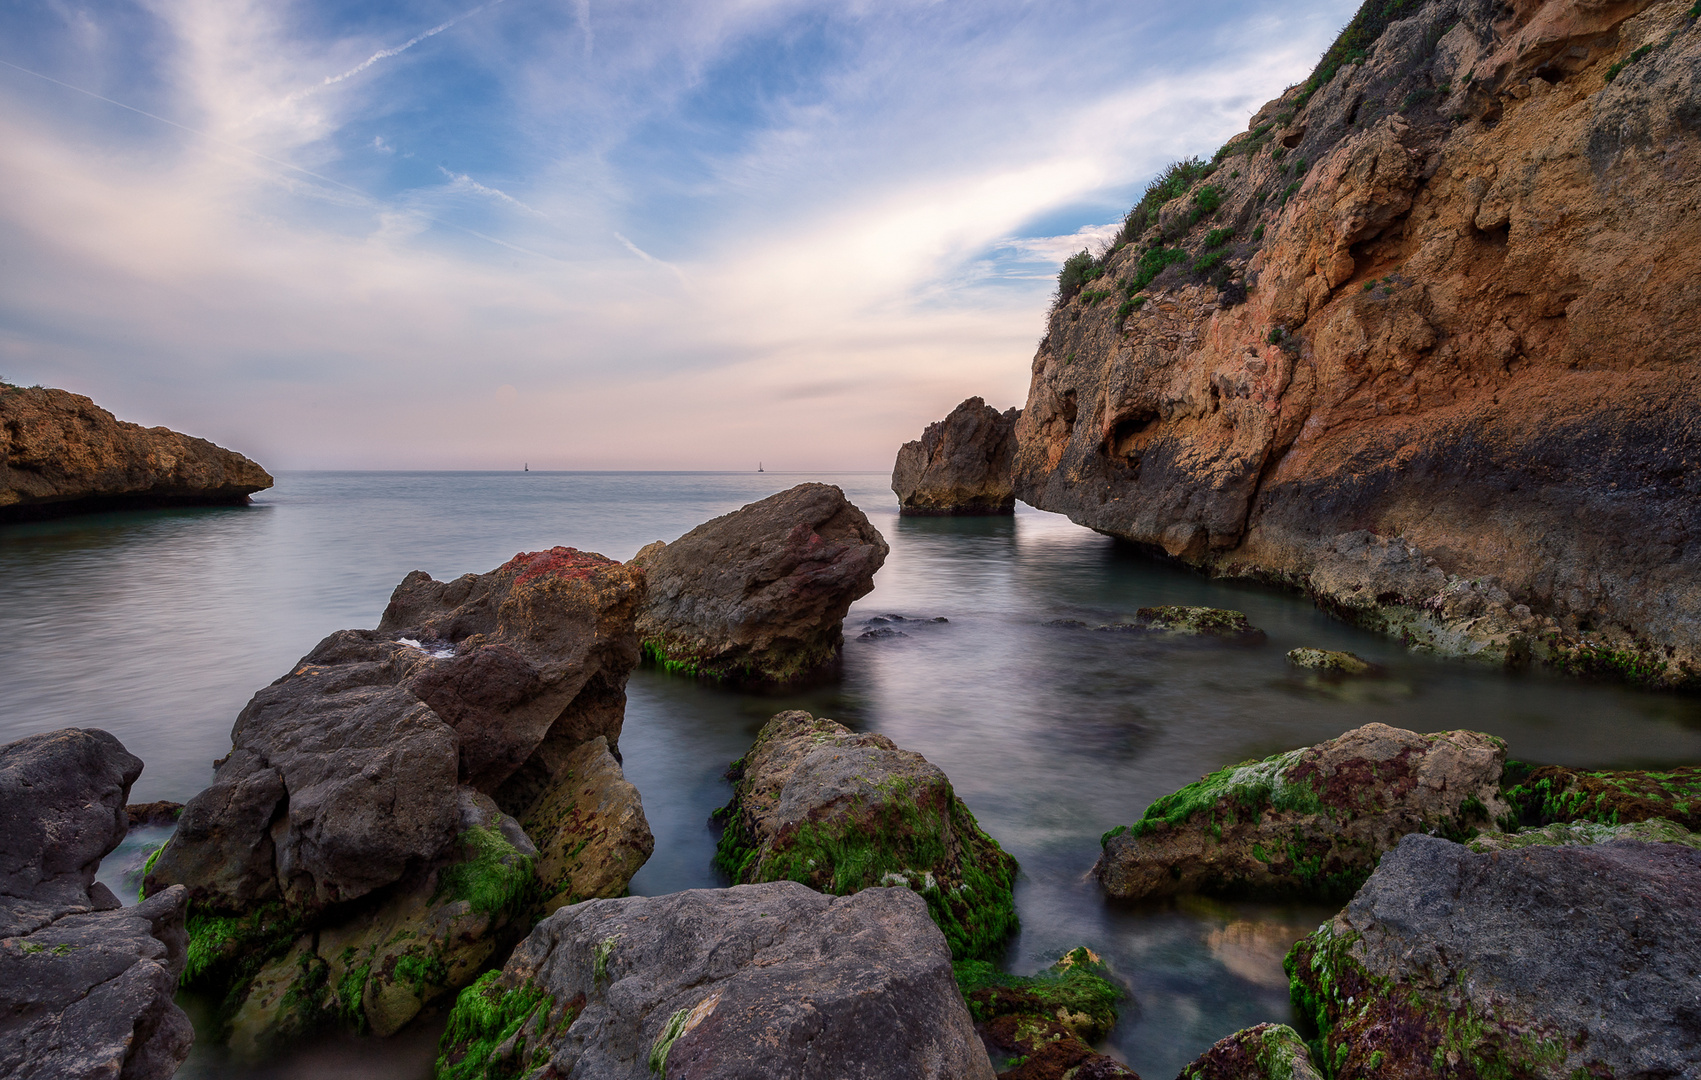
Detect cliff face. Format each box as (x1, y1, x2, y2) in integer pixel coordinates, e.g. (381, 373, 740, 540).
(1015, 0, 1701, 686)
(0, 386, 272, 521)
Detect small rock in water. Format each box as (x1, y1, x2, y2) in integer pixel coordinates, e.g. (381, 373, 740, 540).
(1286, 647, 1378, 675)
(859, 626, 909, 640)
(958, 947, 1137, 1079)
(1043, 618, 1092, 629)
(1132, 606, 1265, 641)
(125, 800, 185, 829)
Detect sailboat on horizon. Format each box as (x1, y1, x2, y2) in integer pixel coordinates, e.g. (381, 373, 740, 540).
(758, 462, 764, 472)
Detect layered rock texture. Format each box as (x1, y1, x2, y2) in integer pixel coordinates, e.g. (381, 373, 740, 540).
(958, 948, 1136, 1080)
(0, 386, 271, 522)
(435, 882, 996, 1080)
(714, 710, 1018, 961)
(1096, 723, 1507, 901)
(145, 547, 652, 1054)
(0, 729, 193, 1080)
(1287, 832, 1701, 1079)
(892, 397, 1022, 515)
(633, 483, 889, 683)
(1014, 0, 1701, 686)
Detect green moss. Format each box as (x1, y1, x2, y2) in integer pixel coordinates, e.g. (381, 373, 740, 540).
(137, 845, 165, 900)
(593, 935, 619, 982)
(649, 1006, 693, 1076)
(182, 902, 302, 995)
(395, 952, 450, 996)
(337, 960, 372, 1031)
(435, 826, 536, 919)
(642, 637, 831, 685)
(954, 948, 1123, 1040)
(435, 971, 559, 1080)
(1543, 638, 1669, 685)
(1502, 765, 1701, 831)
(1125, 748, 1322, 839)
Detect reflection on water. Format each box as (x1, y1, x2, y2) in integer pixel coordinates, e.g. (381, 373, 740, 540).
(5, 472, 1701, 1078)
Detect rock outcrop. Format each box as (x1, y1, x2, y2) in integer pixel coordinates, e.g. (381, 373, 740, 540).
(714, 710, 1018, 961)
(436, 882, 996, 1080)
(0, 385, 272, 522)
(633, 484, 889, 683)
(958, 948, 1136, 1080)
(1176, 1024, 1322, 1080)
(0, 728, 193, 1080)
(1286, 647, 1376, 674)
(892, 397, 1022, 515)
(1012, 0, 1701, 687)
(1501, 762, 1701, 831)
(1287, 832, 1701, 1078)
(145, 548, 652, 1053)
(1096, 723, 1507, 901)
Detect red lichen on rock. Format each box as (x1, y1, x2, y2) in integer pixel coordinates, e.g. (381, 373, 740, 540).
(502, 546, 617, 586)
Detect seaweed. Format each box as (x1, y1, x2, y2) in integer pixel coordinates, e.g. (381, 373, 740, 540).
(435, 971, 559, 1080)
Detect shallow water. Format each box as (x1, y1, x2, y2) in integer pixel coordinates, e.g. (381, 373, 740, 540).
(5, 472, 1699, 1077)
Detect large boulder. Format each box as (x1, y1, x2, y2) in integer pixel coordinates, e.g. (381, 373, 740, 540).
(1287, 832, 1701, 1079)
(0, 729, 193, 1080)
(0, 385, 271, 521)
(1095, 723, 1507, 902)
(892, 397, 1021, 515)
(713, 710, 1017, 961)
(435, 881, 996, 1080)
(144, 548, 652, 1053)
(633, 484, 888, 683)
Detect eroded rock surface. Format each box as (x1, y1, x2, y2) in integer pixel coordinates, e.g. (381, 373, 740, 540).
(521, 736, 654, 917)
(1013, 0, 1701, 686)
(0, 728, 193, 1080)
(0, 385, 272, 521)
(892, 397, 1022, 515)
(145, 549, 652, 1053)
(633, 483, 889, 683)
(713, 710, 1018, 961)
(436, 882, 996, 1080)
(1096, 723, 1507, 901)
(1288, 833, 1701, 1079)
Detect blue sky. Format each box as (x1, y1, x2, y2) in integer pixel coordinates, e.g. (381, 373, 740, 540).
(0, 0, 1357, 469)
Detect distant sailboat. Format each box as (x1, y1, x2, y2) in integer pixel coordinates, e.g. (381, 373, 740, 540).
(524, 463, 529, 472)
(758, 462, 764, 472)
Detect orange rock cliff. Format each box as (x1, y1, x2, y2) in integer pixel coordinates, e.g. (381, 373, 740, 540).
(1014, 0, 1701, 686)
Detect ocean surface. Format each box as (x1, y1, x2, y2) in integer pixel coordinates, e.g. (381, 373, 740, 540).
(5, 471, 1700, 1079)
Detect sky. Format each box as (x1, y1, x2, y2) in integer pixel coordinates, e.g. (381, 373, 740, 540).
(0, 0, 1358, 470)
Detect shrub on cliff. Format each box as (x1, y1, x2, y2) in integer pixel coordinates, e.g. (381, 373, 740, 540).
(1056, 250, 1097, 304)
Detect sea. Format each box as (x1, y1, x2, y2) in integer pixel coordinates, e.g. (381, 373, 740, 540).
(4, 471, 1698, 1079)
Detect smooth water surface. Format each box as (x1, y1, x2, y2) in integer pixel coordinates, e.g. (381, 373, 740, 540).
(6, 472, 1701, 1077)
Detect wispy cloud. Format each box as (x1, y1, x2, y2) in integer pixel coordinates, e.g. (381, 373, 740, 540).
(438, 166, 547, 217)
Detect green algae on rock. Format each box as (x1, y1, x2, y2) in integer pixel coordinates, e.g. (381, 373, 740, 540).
(713, 710, 1018, 962)
(1095, 723, 1507, 902)
(1501, 762, 1701, 832)
(1128, 606, 1265, 640)
(957, 948, 1137, 1079)
(1285, 647, 1376, 675)
(1467, 817, 1701, 852)
(1176, 1022, 1322, 1080)
(1286, 832, 1701, 1079)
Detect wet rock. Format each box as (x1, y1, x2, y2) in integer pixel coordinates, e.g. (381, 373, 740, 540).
(1287, 833, 1701, 1079)
(124, 801, 184, 829)
(1501, 762, 1701, 832)
(1285, 647, 1376, 675)
(0, 385, 271, 522)
(633, 483, 889, 683)
(145, 549, 651, 1052)
(1100, 607, 1265, 641)
(859, 626, 909, 639)
(1095, 723, 1507, 902)
(959, 948, 1136, 1080)
(893, 397, 1022, 515)
(1175, 1023, 1321, 1080)
(714, 710, 1018, 961)
(436, 881, 996, 1080)
(520, 736, 654, 917)
(0, 728, 193, 1080)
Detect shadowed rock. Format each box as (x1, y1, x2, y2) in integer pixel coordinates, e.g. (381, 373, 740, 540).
(1096, 723, 1507, 902)
(1288, 833, 1701, 1078)
(0, 385, 271, 522)
(1175, 1023, 1320, 1080)
(713, 710, 1018, 961)
(633, 483, 888, 683)
(436, 882, 996, 1080)
(521, 736, 653, 918)
(893, 397, 1021, 515)
(0, 728, 193, 1080)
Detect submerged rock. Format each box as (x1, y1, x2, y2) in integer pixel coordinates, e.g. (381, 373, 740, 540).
(1100, 607, 1265, 641)
(633, 483, 888, 683)
(0, 728, 193, 1080)
(145, 549, 652, 1053)
(959, 948, 1136, 1080)
(1175, 1023, 1321, 1080)
(892, 396, 1022, 515)
(436, 882, 996, 1080)
(1285, 647, 1376, 675)
(713, 710, 1018, 961)
(1095, 723, 1507, 902)
(0, 385, 272, 522)
(1287, 832, 1701, 1079)
(1501, 762, 1701, 832)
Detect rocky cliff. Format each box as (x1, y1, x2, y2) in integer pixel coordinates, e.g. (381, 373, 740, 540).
(1014, 0, 1701, 686)
(0, 386, 272, 521)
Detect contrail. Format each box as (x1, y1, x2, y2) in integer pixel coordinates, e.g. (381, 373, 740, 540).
(615, 232, 692, 292)
(0, 56, 563, 264)
(320, 0, 506, 89)
(440, 166, 547, 218)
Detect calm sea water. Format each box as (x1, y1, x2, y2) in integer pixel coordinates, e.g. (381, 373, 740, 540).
(5, 471, 1700, 1078)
